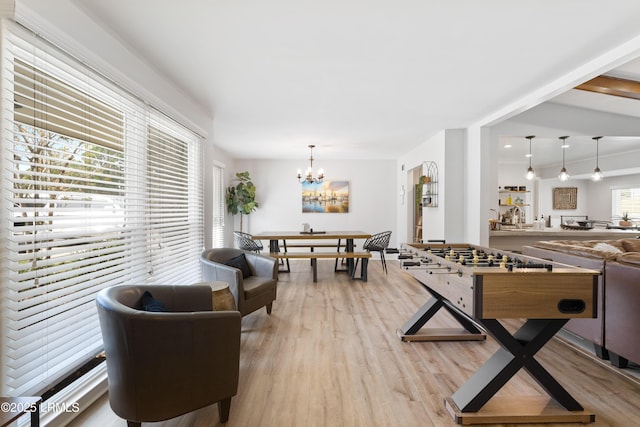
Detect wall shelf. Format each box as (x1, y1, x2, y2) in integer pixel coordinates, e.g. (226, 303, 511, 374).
(498, 186, 530, 224)
(421, 161, 438, 208)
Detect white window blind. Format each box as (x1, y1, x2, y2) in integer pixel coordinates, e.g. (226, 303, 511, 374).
(212, 163, 225, 248)
(0, 21, 203, 397)
(144, 116, 203, 282)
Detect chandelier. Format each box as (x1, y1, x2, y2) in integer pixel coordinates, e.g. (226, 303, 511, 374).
(297, 145, 325, 184)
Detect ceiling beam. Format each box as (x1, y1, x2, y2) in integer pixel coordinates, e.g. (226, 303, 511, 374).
(576, 75, 640, 100)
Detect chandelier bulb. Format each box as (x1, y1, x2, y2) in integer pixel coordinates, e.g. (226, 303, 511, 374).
(558, 167, 569, 181)
(592, 167, 603, 182)
(526, 166, 536, 180)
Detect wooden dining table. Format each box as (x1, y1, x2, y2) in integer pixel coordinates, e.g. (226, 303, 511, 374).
(250, 230, 371, 277)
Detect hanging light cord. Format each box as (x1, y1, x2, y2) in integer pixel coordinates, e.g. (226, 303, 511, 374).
(592, 136, 604, 181)
(560, 135, 569, 168)
(525, 135, 535, 180)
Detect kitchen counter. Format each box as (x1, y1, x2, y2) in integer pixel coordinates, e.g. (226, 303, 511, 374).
(489, 227, 640, 252)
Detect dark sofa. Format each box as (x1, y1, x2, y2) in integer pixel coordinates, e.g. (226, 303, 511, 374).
(523, 238, 640, 368)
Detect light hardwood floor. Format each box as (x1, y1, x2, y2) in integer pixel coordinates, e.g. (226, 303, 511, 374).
(69, 258, 640, 427)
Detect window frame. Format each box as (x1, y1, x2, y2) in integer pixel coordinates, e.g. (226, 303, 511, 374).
(611, 186, 640, 221)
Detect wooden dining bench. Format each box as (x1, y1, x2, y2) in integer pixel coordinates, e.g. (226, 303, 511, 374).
(285, 243, 348, 249)
(280, 239, 356, 272)
(269, 251, 371, 282)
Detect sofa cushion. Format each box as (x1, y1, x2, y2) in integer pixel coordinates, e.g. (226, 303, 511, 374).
(621, 238, 640, 253)
(224, 253, 253, 279)
(532, 240, 621, 260)
(141, 291, 167, 312)
(615, 252, 640, 267)
(243, 276, 275, 300)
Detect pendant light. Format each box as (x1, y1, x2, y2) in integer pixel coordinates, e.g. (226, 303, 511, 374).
(525, 135, 536, 180)
(558, 136, 570, 181)
(591, 136, 604, 181)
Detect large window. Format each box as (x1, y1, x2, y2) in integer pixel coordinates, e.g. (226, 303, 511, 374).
(612, 187, 640, 221)
(1, 21, 203, 397)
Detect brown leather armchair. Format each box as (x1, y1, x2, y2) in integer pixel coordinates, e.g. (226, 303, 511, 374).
(96, 284, 241, 426)
(200, 248, 278, 317)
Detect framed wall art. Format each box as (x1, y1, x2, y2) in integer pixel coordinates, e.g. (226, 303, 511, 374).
(301, 180, 349, 213)
(553, 187, 577, 210)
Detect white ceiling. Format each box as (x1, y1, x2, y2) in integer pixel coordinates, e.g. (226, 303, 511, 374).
(498, 56, 640, 167)
(63, 0, 640, 161)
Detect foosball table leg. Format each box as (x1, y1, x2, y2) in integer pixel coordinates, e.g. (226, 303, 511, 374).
(451, 318, 583, 413)
(397, 294, 486, 342)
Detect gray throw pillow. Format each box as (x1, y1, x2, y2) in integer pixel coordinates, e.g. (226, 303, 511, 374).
(224, 254, 253, 279)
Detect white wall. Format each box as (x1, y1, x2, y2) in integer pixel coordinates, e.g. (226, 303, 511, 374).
(397, 131, 444, 244)
(537, 179, 589, 227)
(231, 158, 398, 248)
(395, 130, 469, 245)
(444, 129, 466, 243)
(469, 126, 492, 246)
(587, 173, 640, 221)
(536, 174, 640, 227)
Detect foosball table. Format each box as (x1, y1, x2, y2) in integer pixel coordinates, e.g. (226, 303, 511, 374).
(398, 243, 599, 424)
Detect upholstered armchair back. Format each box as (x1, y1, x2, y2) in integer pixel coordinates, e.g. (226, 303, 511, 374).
(200, 248, 278, 317)
(96, 284, 241, 425)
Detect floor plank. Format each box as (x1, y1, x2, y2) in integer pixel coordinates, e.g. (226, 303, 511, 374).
(69, 259, 640, 426)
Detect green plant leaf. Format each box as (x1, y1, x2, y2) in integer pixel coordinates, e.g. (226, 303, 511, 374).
(226, 171, 259, 220)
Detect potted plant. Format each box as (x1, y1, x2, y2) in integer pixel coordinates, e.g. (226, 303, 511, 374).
(226, 171, 259, 232)
(619, 212, 632, 227)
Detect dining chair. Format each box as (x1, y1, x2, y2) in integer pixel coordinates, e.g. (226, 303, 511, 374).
(235, 231, 291, 271)
(234, 231, 263, 253)
(357, 231, 392, 274)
